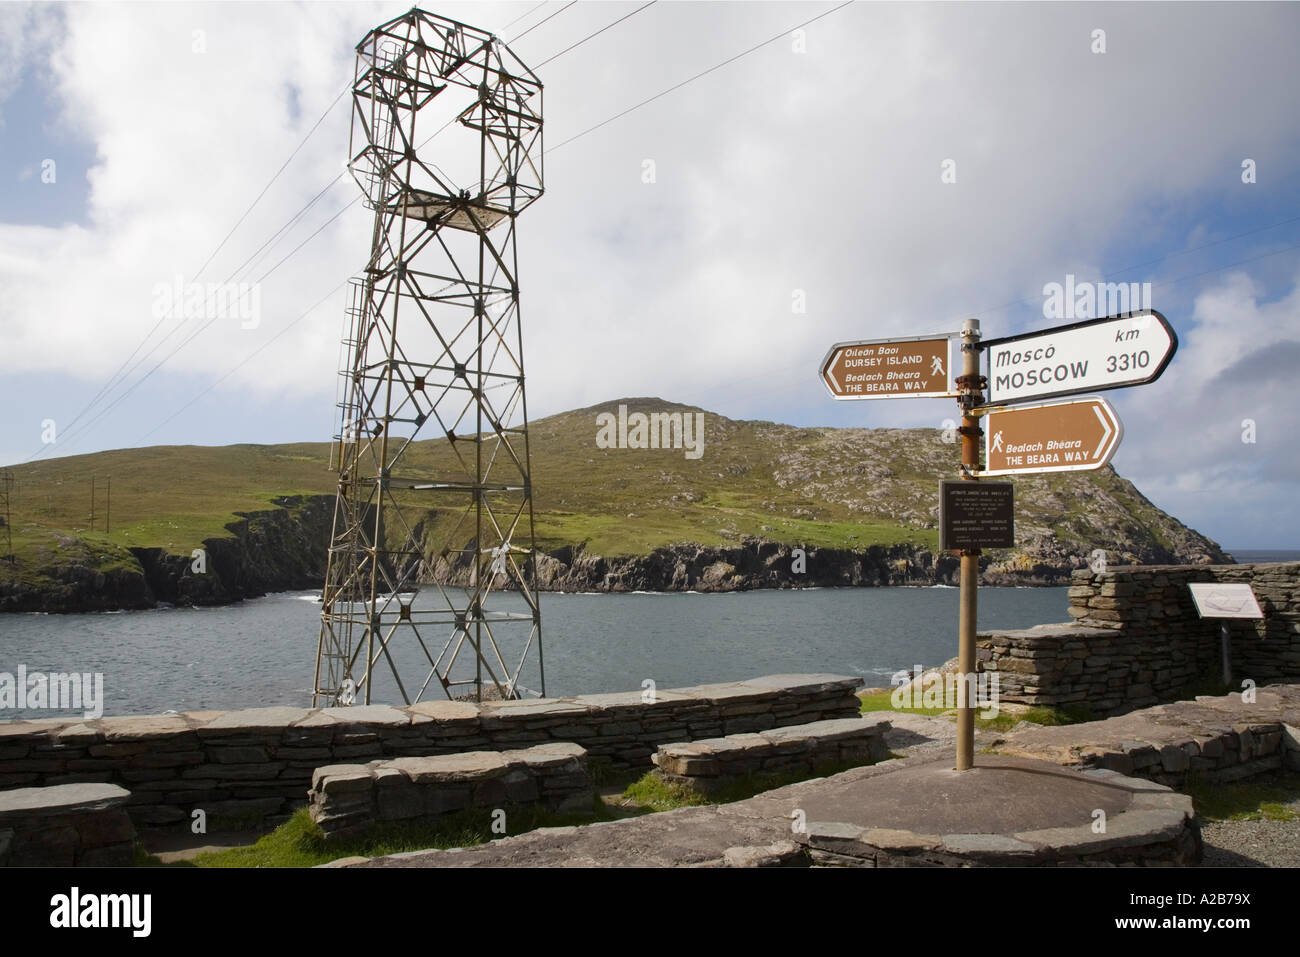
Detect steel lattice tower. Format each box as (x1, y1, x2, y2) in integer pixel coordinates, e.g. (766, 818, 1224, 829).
(314, 9, 545, 706)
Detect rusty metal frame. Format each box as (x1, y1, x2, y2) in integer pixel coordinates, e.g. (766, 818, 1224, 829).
(314, 9, 545, 707)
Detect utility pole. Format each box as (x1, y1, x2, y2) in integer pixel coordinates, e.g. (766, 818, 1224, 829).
(106, 477, 111, 534)
(90, 475, 95, 529)
(0, 470, 13, 564)
(955, 318, 984, 771)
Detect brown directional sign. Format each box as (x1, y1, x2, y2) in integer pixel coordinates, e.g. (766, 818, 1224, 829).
(821, 334, 956, 400)
(939, 480, 1014, 550)
(982, 396, 1123, 476)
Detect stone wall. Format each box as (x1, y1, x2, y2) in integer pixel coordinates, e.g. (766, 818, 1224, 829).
(0, 783, 136, 866)
(995, 683, 1300, 788)
(309, 743, 592, 840)
(652, 717, 891, 794)
(1067, 562, 1300, 683)
(975, 563, 1300, 715)
(0, 674, 860, 829)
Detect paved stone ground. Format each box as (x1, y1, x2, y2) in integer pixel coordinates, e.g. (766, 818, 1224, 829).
(334, 692, 1300, 868)
(338, 753, 930, 868)
(337, 715, 1178, 869)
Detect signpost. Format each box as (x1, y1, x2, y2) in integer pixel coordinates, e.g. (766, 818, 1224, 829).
(821, 334, 956, 400)
(1189, 583, 1264, 685)
(982, 309, 1176, 405)
(981, 396, 1122, 476)
(819, 309, 1178, 773)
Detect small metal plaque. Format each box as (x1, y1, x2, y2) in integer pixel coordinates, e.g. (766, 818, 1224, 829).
(939, 480, 1014, 550)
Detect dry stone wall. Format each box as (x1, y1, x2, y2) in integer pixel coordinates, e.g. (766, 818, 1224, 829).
(975, 563, 1300, 716)
(309, 742, 592, 840)
(652, 717, 891, 793)
(0, 674, 860, 828)
(0, 783, 136, 867)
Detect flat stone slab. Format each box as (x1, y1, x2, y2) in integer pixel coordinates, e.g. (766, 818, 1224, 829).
(652, 716, 892, 788)
(0, 783, 131, 816)
(994, 684, 1300, 779)
(326, 705, 410, 726)
(797, 755, 1131, 834)
(198, 707, 313, 733)
(405, 701, 480, 722)
(101, 715, 194, 740)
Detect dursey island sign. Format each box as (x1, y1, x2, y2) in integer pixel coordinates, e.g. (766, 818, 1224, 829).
(821, 334, 956, 400)
(982, 309, 1177, 405)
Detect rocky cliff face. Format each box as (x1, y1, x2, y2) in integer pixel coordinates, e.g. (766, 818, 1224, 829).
(530, 540, 962, 591)
(0, 493, 1231, 613)
(442, 534, 1223, 593)
(0, 495, 334, 613)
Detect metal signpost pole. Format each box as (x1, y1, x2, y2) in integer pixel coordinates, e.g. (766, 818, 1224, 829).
(956, 318, 982, 771)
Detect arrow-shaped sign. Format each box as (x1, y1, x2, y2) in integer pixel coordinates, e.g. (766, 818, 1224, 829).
(820, 333, 957, 400)
(982, 395, 1123, 476)
(982, 309, 1177, 405)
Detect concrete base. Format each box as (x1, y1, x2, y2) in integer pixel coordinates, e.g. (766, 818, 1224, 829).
(796, 755, 1200, 866)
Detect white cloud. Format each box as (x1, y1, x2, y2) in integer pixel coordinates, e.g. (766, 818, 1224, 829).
(0, 1, 1298, 547)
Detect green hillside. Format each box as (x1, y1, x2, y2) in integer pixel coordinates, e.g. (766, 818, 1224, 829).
(0, 396, 1227, 592)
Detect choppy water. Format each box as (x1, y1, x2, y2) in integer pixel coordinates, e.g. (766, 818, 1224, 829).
(0, 586, 1072, 720)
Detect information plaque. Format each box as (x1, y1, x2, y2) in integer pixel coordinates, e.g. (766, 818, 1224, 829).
(939, 480, 1014, 550)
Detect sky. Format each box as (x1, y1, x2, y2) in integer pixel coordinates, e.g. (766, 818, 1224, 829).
(1, 0, 1298, 549)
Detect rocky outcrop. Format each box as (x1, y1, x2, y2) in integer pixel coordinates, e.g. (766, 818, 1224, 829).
(525, 539, 1121, 592)
(128, 494, 334, 607)
(527, 540, 957, 591)
(0, 557, 154, 614)
(0, 495, 334, 614)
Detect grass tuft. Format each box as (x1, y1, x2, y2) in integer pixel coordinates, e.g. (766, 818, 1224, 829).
(1183, 770, 1300, 823)
(169, 797, 616, 868)
(622, 758, 873, 812)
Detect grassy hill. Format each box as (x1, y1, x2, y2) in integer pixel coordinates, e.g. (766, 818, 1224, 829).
(0, 396, 1228, 604)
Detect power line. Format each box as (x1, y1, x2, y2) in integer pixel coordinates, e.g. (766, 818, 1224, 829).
(46, 81, 354, 448)
(41, 5, 585, 457)
(47, 199, 363, 454)
(498, 0, 551, 34)
(193, 83, 351, 283)
(694, 234, 1300, 413)
(509, 1, 578, 44)
(139, 279, 353, 441)
(535, 1, 656, 68)
(546, 0, 855, 153)
(112, 9, 669, 448)
(43, 0, 1296, 457)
